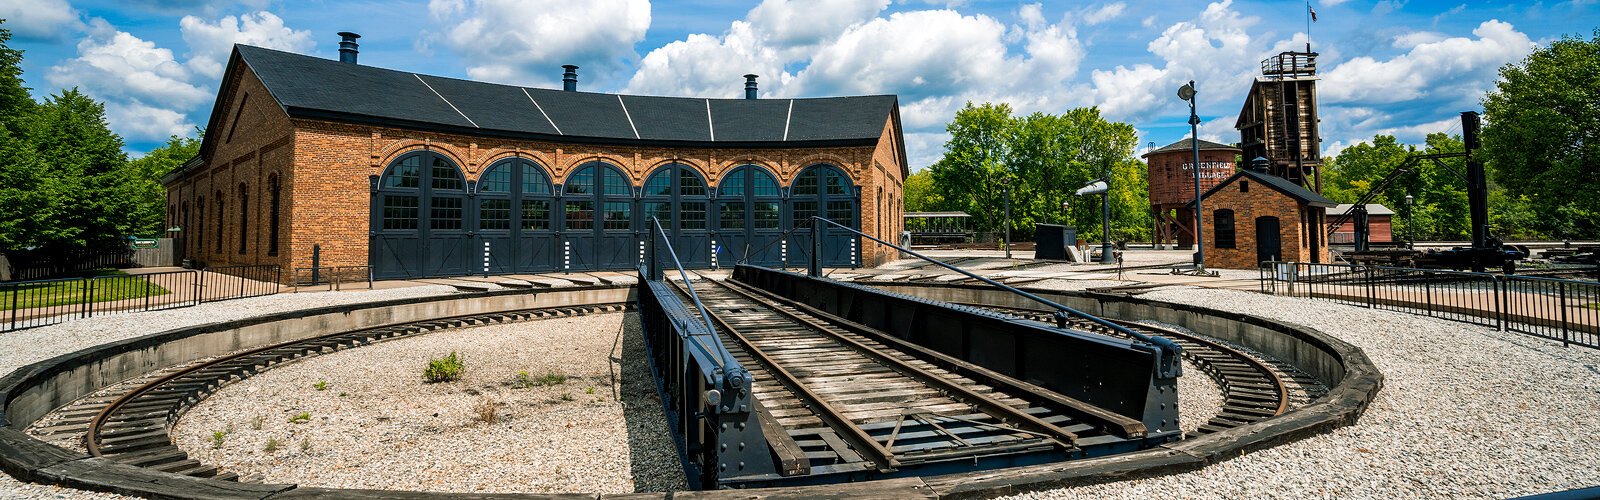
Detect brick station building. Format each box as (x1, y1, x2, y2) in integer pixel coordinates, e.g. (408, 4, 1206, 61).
(161, 38, 907, 280)
(1197, 166, 1335, 269)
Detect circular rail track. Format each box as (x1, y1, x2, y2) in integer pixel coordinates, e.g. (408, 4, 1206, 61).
(950, 302, 1320, 437)
(37, 303, 631, 481)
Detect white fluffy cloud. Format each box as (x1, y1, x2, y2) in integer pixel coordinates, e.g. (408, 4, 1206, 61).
(0, 0, 83, 41)
(1089, 0, 1264, 121)
(46, 12, 311, 143)
(625, 21, 789, 98)
(747, 0, 889, 47)
(1081, 2, 1126, 25)
(1321, 20, 1533, 105)
(180, 11, 312, 79)
(427, 0, 651, 87)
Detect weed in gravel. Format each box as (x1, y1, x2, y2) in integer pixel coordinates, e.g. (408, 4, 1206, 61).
(511, 370, 567, 388)
(313, 380, 328, 391)
(511, 371, 535, 388)
(300, 437, 312, 453)
(424, 352, 464, 383)
(288, 412, 311, 424)
(560, 392, 573, 402)
(249, 415, 263, 430)
(585, 386, 595, 395)
(537, 371, 567, 386)
(264, 438, 280, 453)
(338, 392, 348, 397)
(472, 397, 498, 424)
(210, 430, 226, 449)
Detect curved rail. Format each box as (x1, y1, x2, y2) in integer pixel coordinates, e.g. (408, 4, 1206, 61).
(82, 303, 631, 474)
(953, 301, 1291, 432)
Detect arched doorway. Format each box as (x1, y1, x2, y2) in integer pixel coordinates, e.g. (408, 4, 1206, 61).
(561, 161, 635, 270)
(478, 157, 557, 274)
(642, 163, 710, 267)
(788, 164, 858, 268)
(371, 151, 470, 279)
(717, 165, 783, 266)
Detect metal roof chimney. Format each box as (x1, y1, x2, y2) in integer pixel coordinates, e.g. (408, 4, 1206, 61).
(562, 65, 579, 91)
(337, 32, 360, 64)
(744, 74, 758, 99)
(1250, 156, 1270, 173)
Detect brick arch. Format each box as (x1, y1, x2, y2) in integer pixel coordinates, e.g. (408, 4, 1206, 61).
(784, 154, 857, 183)
(712, 157, 780, 186)
(375, 141, 470, 175)
(474, 150, 558, 183)
(790, 161, 860, 187)
(559, 154, 634, 183)
(558, 159, 633, 188)
(642, 158, 711, 185)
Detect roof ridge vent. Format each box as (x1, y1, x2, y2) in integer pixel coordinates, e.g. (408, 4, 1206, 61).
(562, 65, 578, 92)
(337, 32, 360, 64)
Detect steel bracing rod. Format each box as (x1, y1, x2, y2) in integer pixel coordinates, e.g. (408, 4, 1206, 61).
(665, 278, 900, 472)
(806, 216, 1183, 362)
(712, 277, 1085, 448)
(733, 223, 810, 266)
(645, 217, 734, 371)
(1325, 152, 1466, 236)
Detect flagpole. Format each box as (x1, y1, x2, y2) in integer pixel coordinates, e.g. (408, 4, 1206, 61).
(1306, 0, 1313, 53)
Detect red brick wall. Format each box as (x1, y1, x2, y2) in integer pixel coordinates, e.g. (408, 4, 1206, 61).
(164, 61, 294, 270)
(1200, 178, 1329, 269)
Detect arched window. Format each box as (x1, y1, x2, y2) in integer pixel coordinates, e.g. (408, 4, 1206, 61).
(1214, 209, 1236, 249)
(791, 164, 854, 228)
(562, 161, 636, 270)
(718, 165, 783, 265)
(215, 190, 225, 253)
(267, 175, 280, 256)
(642, 163, 707, 230)
(238, 183, 249, 254)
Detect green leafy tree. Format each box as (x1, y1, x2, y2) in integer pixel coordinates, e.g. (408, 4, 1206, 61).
(902, 169, 941, 213)
(1482, 29, 1600, 239)
(24, 89, 129, 252)
(927, 103, 1149, 243)
(0, 22, 33, 134)
(120, 135, 199, 237)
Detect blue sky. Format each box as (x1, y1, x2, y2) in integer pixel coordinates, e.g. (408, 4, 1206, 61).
(2, 0, 1592, 169)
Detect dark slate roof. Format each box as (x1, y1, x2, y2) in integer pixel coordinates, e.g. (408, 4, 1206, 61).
(1199, 169, 1337, 207)
(1141, 138, 1240, 158)
(232, 45, 897, 148)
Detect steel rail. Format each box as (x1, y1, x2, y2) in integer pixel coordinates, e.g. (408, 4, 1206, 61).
(664, 278, 899, 472)
(86, 303, 629, 457)
(709, 277, 1085, 448)
(733, 284, 1146, 438)
(964, 301, 1289, 417)
(805, 216, 1183, 378)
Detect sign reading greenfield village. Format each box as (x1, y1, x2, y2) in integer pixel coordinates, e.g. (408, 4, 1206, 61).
(1180, 161, 1234, 180)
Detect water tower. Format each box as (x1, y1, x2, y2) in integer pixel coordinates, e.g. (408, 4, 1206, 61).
(1143, 139, 1239, 249)
(1236, 51, 1323, 191)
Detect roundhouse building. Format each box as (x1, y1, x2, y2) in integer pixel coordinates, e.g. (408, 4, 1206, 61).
(162, 38, 908, 280)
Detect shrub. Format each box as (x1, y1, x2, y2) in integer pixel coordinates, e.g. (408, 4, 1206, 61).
(424, 352, 465, 383)
(472, 397, 498, 424)
(211, 431, 226, 449)
(288, 412, 310, 424)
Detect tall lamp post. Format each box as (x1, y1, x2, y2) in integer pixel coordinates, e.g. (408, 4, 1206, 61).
(1178, 80, 1205, 272)
(1001, 177, 1012, 260)
(1405, 194, 1414, 249)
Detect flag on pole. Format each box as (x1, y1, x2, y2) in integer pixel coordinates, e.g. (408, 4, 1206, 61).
(1309, 5, 1318, 22)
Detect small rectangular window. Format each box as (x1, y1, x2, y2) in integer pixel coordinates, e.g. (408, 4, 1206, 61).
(793, 201, 818, 227)
(643, 201, 672, 226)
(479, 199, 511, 230)
(721, 201, 746, 230)
(1214, 209, 1236, 249)
(565, 201, 594, 230)
(521, 200, 550, 230)
(754, 202, 780, 229)
(602, 201, 632, 231)
(1240, 180, 1250, 193)
(680, 201, 706, 230)
(430, 197, 463, 230)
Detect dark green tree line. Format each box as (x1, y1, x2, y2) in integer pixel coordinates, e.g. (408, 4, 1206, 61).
(920, 102, 1151, 243)
(0, 21, 193, 259)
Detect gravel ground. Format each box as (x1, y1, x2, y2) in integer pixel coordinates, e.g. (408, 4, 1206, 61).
(0, 285, 455, 499)
(1008, 283, 1600, 499)
(1175, 357, 1222, 436)
(171, 312, 684, 494)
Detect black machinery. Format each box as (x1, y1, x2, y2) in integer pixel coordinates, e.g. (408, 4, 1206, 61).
(1328, 111, 1528, 272)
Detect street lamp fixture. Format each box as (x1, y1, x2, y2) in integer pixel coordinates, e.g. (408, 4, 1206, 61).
(1178, 80, 1206, 273)
(1076, 179, 1114, 263)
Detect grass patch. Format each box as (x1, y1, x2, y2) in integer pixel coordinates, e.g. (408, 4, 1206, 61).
(1584, 302, 1600, 311)
(510, 370, 566, 388)
(313, 380, 328, 391)
(287, 412, 310, 424)
(0, 270, 170, 309)
(423, 352, 464, 383)
(472, 397, 498, 424)
(263, 438, 280, 453)
(249, 415, 264, 430)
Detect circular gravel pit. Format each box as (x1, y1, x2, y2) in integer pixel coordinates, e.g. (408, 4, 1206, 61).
(171, 311, 685, 494)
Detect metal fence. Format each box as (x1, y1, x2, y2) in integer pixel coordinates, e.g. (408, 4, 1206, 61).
(1260, 261, 1599, 349)
(291, 266, 372, 290)
(2, 265, 282, 333)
